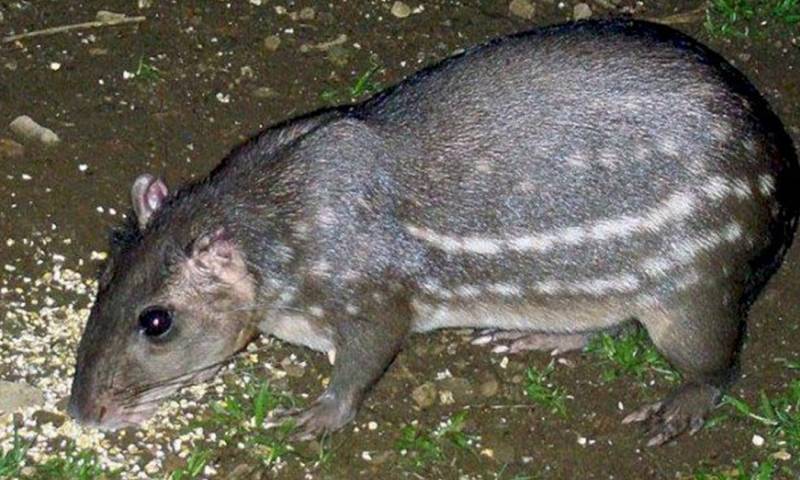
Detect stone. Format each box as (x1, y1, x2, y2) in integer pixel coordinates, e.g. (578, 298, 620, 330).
(298, 7, 315, 21)
(411, 382, 437, 409)
(391, 1, 411, 18)
(32, 410, 66, 427)
(509, 0, 535, 19)
(251, 87, 277, 99)
(263, 35, 281, 51)
(0, 138, 24, 159)
(9, 116, 60, 145)
(573, 3, 592, 20)
(439, 376, 472, 400)
(478, 374, 500, 397)
(0, 381, 45, 414)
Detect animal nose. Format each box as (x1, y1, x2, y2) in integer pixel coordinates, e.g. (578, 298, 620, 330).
(66, 393, 106, 425)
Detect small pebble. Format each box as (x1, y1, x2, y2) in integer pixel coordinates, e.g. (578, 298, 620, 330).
(252, 86, 277, 99)
(411, 382, 437, 409)
(772, 450, 792, 461)
(509, 0, 535, 19)
(9, 116, 60, 145)
(573, 3, 592, 20)
(90, 251, 109, 261)
(391, 1, 411, 18)
(752, 434, 765, 447)
(478, 375, 499, 397)
(0, 138, 25, 159)
(298, 7, 315, 20)
(0, 382, 45, 413)
(263, 35, 281, 51)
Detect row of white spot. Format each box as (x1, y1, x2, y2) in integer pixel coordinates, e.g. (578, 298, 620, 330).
(410, 169, 766, 299)
(419, 220, 743, 301)
(404, 174, 772, 256)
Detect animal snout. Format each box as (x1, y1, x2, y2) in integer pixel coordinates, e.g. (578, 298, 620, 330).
(67, 392, 101, 425)
(67, 392, 120, 428)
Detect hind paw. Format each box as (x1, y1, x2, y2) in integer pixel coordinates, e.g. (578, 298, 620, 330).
(623, 383, 720, 446)
(470, 329, 591, 354)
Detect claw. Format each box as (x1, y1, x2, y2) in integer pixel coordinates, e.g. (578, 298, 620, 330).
(646, 432, 672, 447)
(622, 402, 662, 424)
(470, 335, 494, 346)
(623, 383, 720, 446)
(263, 406, 301, 429)
(263, 392, 355, 441)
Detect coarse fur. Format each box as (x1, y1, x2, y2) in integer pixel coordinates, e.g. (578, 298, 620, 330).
(70, 19, 799, 445)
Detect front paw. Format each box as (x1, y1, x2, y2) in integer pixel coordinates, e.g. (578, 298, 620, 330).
(265, 391, 356, 441)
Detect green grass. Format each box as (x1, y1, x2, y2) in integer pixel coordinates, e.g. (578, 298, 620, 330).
(248, 422, 298, 467)
(207, 379, 294, 431)
(523, 361, 568, 417)
(134, 56, 162, 83)
(772, 0, 800, 23)
(722, 379, 800, 452)
(585, 328, 680, 384)
(168, 449, 209, 480)
(395, 411, 476, 469)
(191, 378, 302, 468)
(320, 63, 382, 104)
(705, 0, 800, 37)
(32, 447, 113, 480)
(693, 460, 776, 479)
(495, 463, 537, 480)
(0, 427, 29, 478)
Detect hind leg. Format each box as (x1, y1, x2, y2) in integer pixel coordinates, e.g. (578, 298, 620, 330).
(626, 298, 742, 446)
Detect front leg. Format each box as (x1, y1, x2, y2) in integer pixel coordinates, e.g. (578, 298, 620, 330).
(274, 292, 412, 440)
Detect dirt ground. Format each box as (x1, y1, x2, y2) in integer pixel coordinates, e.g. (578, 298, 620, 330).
(1, 0, 799, 479)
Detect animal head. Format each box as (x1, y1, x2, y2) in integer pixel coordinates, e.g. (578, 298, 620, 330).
(68, 174, 260, 428)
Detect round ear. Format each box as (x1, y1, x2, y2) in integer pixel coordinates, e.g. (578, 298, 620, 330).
(131, 174, 169, 230)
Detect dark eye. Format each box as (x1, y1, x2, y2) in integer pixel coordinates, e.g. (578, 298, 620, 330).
(138, 307, 173, 338)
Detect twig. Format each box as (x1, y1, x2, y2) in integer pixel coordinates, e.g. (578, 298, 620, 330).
(464, 404, 538, 410)
(2, 15, 146, 44)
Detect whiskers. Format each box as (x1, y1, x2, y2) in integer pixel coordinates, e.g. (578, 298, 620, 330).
(111, 336, 281, 413)
(114, 357, 228, 409)
(107, 300, 305, 416)
(221, 299, 310, 317)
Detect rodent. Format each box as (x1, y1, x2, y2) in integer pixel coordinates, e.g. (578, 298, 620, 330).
(68, 19, 800, 446)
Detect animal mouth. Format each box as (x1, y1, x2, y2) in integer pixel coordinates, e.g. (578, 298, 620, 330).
(98, 364, 225, 428)
(69, 399, 157, 430)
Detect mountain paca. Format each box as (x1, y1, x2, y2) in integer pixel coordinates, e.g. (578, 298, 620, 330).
(69, 19, 800, 446)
